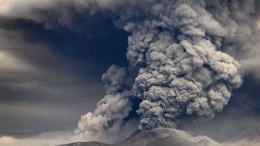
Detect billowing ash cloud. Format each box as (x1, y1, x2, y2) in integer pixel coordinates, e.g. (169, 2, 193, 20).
(2, 0, 260, 143)
(75, 0, 260, 141)
(75, 0, 254, 141)
(75, 65, 138, 142)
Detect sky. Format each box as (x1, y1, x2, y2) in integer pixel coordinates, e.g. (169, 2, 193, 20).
(1, 0, 260, 146)
(0, 1, 130, 145)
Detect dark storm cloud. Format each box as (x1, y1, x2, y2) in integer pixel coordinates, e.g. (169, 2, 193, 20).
(0, 1, 130, 137)
(0, 15, 129, 69)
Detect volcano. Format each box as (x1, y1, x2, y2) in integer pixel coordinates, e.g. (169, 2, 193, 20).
(59, 128, 221, 146)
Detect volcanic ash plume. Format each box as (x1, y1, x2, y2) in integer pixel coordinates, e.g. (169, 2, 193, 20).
(75, 0, 248, 141)
(75, 65, 137, 142)
(3, 0, 260, 143)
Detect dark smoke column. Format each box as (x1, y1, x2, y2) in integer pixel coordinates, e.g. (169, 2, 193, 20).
(75, 0, 256, 142)
(123, 0, 242, 130)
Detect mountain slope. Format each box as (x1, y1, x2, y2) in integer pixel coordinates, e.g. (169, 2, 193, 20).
(59, 127, 260, 146)
(58, 141, 111, 146)
(152, 128, 222, 146)
(59, 128, 223, 146)
(112, 128, 217, 146)
(112, 129, 159, 146)
(224, 127, 260, 146)
(146, 135, 198, 146)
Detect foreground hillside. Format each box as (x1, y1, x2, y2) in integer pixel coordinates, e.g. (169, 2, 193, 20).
(59, 127, 260, 146)
(58, 128, 221, 146)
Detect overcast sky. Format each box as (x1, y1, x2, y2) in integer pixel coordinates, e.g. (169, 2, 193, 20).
(0, 1, 130, 144)
(1, 0, 260, 146)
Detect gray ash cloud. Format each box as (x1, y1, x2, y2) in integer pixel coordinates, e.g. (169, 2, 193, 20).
(1, 0, 260, 143)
